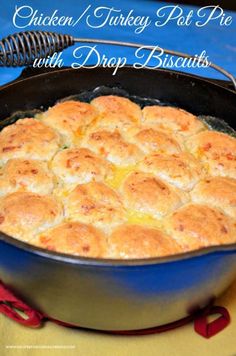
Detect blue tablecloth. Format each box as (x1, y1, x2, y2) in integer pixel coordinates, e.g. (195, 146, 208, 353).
(0, 0, 235, 85)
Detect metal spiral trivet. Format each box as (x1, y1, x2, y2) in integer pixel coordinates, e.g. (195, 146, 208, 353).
(0, 31, 235, 90)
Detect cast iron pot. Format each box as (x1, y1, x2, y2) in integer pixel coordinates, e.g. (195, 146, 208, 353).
(0, 66, 236, 331)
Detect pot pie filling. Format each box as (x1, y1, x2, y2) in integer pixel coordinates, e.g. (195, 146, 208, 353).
(0, 95, 235, 259)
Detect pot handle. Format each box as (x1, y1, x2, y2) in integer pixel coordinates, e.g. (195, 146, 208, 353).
(0, 280, 44, 327)
(0, 279, 231, 337)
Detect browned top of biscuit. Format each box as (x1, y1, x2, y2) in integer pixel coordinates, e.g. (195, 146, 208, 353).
(142, 106, 205, 136)
(35, 221, 107, 257)
(109, 224, 182, 259)
(0, 158, 55, 196)
(139, 152, 205, 191)
(51, 147, 113, 186)
(0, 118, 61, 163)
(132, 128, 183, 154)
(164, 204, 236, 251)
(191, 177, 236, 219)
(0, 192, 63, 241)
(91, 95, 142, 131)
(186, 130, 236, 178)
(83, 129, 143, 166)
(121, 171, 188, 217)
(42, 100, 98, 145)
(64, 181, 126, 230)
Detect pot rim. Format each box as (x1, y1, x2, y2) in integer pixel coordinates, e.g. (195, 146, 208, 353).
(0, 65, 236, 267)
(1, 230, 236, 267)
(1, 66, 236, 95)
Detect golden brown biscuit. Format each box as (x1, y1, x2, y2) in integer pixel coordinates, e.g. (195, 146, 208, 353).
(83, 130, 143, 166)
(164, 204, 236, 251)
(91, 95, 142, 131)
(142, 105, 205, 136)
(33, 222, 107, 257)
(186, 131, 236, 178)
(0, 192, 63, 241)
(51, 148, 113, 186)
(0, 118, 61, 163)
(0, 159, 55, 196)
(132, 128, 183, 155)
(139, 152, 205, 191)
(41, 100, 98, 146)
(64, 182, 126, 231)
(121, 171, 188, 218)
(108, 224, 182, 259)
(191, 177, 236, 219)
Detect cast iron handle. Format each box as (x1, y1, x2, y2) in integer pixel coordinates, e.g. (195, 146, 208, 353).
(0, 31, 236, 90)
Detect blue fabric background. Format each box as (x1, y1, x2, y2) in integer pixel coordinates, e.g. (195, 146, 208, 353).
(0, 0, 235, 85)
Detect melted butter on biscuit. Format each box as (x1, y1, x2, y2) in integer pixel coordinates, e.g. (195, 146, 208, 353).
(126, 210, 161, 228)
(105, 165, 136, 189)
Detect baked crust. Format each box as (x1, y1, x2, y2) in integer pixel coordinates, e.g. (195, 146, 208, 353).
(51, 147, 113, 187)
(0, 95, 234, 258)
(0, 118, 61, 163)
(64, 181, 126, 231)
(139, 152, 205, 191)
(0, 159, 55, 196)
(91, 95, 142, 132)
(186, 130, 236, 178)
(142, 105, 205, 136)
(164, 204, 236, 251)
(83, 129, 143, 166)
(131, 128, 183, 154)
(0, 192, 63, 241)
(121, 171, 189, 218)
(41, 100, 98, 146)
(191, 176, 236, 219)
(34, 221, 107, 257)
(109, 224, 182, 259)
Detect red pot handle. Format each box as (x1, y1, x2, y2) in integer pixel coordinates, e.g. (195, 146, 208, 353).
(0, 280, 231, 337)
(0, 282, 44, 327)
(194, 305, 230, 339)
